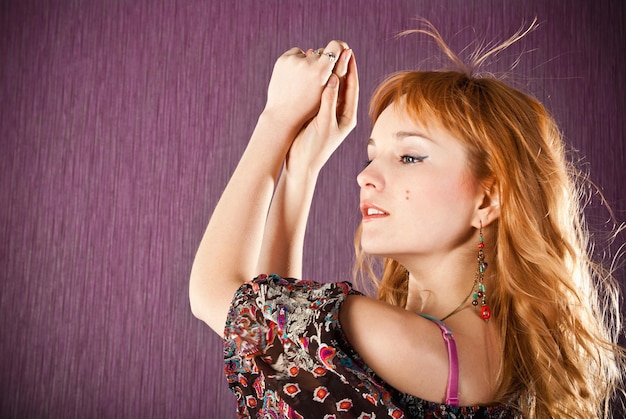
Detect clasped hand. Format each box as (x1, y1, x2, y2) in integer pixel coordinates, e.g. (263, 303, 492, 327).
(264, 40, 359, 174)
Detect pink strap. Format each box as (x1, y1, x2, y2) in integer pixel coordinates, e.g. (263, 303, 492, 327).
(420, 314, 460, 406)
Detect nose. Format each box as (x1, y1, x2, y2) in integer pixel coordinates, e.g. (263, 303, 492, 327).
(357, 161, 384, 190)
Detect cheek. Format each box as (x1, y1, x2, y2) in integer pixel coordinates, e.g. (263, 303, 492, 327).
(402, 168, 478, 209)
(413, 175, 476, 211)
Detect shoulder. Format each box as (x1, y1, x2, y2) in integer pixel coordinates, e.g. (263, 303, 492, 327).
(339, 294, 445, 352)
(339, 295, 504, 406)
(338, 295, 451, 403)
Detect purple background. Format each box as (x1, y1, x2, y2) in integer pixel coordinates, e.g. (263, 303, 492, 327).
(1, 1, 624, 418)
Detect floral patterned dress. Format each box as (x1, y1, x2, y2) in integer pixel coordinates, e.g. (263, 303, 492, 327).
(223, 274, 521, 418)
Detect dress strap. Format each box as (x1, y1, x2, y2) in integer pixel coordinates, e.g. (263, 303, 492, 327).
(419, 314, 460, 407)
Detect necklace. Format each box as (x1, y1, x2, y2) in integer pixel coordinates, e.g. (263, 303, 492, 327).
(439, 282, 475, 322)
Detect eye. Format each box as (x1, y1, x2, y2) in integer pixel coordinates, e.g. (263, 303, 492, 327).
(363, 159, 372, 168)
(400, 155, 428, 164)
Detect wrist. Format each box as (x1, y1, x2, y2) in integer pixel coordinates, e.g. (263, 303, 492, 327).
(282, 160, 320, 185)
(259, 107, 307, 135)
(243, 110, 301, 162)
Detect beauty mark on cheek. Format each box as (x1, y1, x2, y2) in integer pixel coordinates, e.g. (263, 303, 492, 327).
(405, 190, 411, 200)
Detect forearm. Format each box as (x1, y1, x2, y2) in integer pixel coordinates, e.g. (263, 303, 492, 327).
(256, 164, 319, 278)
(255, 48, 357, 280)
(189, 111, 299, 330)
(189, 42, 357, 334)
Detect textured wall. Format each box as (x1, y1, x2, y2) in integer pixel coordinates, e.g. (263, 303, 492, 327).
(1, 1, 624, 418)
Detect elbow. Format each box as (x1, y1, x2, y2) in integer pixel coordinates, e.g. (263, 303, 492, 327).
(188, 272, 208, 321)
(188, 265, 244, 334)
(188, 270, 230, 331)
(189, 285, 215, 327)
(189, 292, 203, 320)
(189, 295, 210, 327)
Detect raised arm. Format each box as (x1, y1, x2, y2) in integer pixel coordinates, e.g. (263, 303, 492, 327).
(189, 41, 356, 334)
(255, 47, 359, 278)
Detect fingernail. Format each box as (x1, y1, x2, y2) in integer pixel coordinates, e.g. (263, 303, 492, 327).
(344, 49, 352, 61)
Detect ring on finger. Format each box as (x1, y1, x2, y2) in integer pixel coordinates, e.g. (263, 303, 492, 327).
(324, 51, 337, 63)
(311, 48, 337, 63)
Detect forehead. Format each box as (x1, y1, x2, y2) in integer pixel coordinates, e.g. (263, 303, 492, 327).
(368, 101, 473, 163)
(370, 102, 444, 143)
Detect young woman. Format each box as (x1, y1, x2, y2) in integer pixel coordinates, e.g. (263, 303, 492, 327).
(190, 26, 624, 418)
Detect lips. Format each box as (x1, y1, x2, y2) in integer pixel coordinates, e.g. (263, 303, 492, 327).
(360, 201, 389, 221)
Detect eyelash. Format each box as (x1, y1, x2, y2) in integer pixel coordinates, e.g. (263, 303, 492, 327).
(363, 155, 428, 168)
(400, 154, 428, 164)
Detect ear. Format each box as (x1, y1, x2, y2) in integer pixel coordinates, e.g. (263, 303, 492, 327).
(472, 179, 500, 229)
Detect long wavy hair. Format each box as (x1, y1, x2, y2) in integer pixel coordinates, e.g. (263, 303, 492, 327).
(354, 21, 625, 418)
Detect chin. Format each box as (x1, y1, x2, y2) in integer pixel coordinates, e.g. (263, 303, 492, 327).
(359, 242, 413, 264)
(360, 242, 394, 258)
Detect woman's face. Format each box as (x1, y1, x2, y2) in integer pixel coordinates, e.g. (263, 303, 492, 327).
(357, 101, 483, 261)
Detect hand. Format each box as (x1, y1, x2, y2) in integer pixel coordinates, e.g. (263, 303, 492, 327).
(285, 45, 359, 174)
(263, 40, 351, 131)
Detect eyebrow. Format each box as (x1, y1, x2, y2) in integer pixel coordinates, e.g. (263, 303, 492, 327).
(395, 131, 433, 142)
(367, 131, 433, 145)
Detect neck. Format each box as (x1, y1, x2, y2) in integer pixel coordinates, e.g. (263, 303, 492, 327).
(402, 251, 477, 320)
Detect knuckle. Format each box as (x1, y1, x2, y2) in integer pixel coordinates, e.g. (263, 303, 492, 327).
(325, 40, 348, 54)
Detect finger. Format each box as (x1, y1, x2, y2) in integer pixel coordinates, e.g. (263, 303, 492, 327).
(311, 49, 339, 66)
(325, 39, 349, 52)
(283, 47, 306, 57)
(338, 53, 359, 129)
(317, 74, 340, 127)
(307, 48, 324, 61)
(313, 40, 348, 67)
(333, 49, 352, 78)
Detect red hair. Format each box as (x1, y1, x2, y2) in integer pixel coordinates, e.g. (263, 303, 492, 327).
(354, 23, 624, 418)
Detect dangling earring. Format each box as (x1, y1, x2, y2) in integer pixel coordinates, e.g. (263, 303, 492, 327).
(472, 223, 492, 321)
